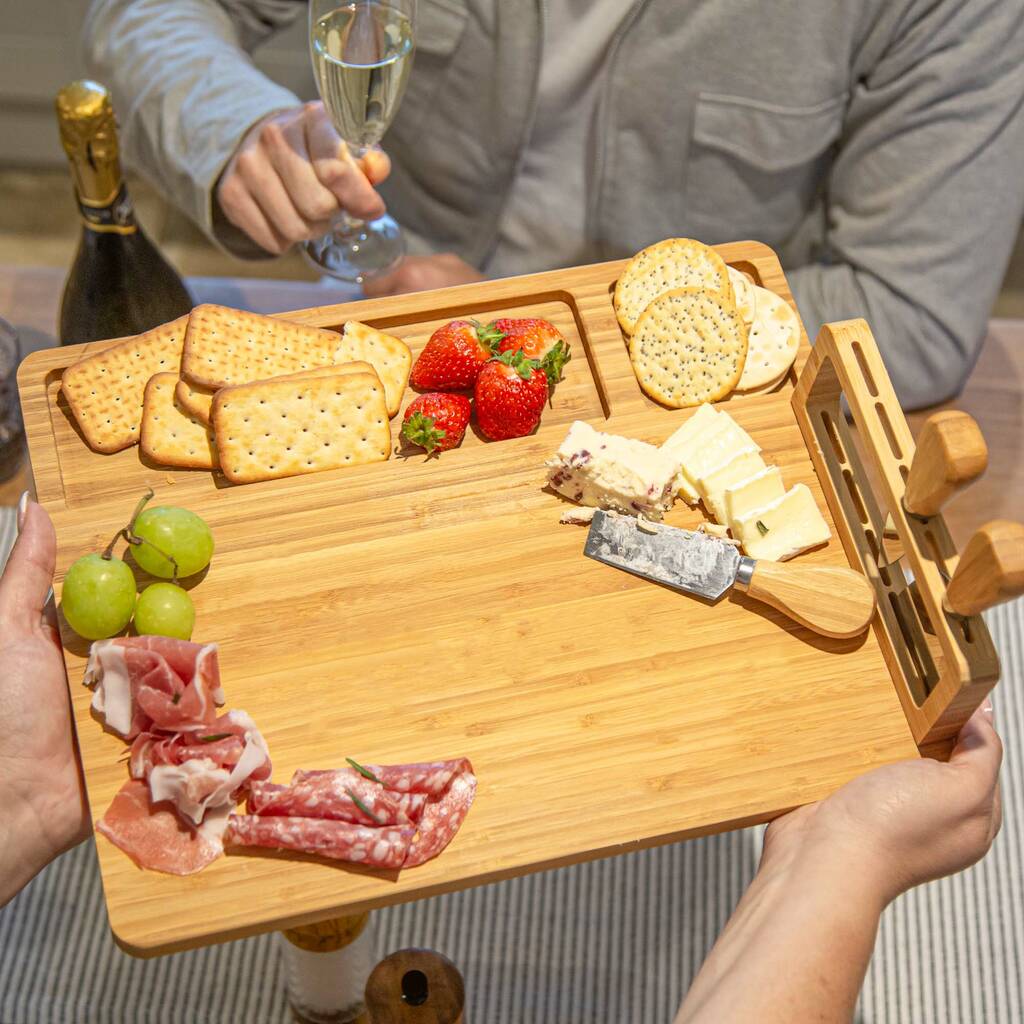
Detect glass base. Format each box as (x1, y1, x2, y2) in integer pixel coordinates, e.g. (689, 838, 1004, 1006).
(303, 214, 405, 285)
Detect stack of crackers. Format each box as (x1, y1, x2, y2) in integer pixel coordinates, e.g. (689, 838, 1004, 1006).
(60, 304, 412, 485)
(613, 238, 801, 407)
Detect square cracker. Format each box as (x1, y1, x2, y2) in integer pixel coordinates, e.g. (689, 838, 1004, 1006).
(628, 287, 747, 408)
(175, 361, 378, 426)
(61, 316, 188, 453)
(212, 371, 391, 485)
(335, 322, 411, 417)
(181, 304, 341, 390)
(175, 378, 216, 426)
(141, 372, 218, 470)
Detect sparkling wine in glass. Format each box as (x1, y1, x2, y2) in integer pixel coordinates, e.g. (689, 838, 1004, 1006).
(305, 0, 415, 283)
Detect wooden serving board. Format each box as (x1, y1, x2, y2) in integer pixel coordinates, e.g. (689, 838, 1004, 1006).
(17, 241, 918, 957)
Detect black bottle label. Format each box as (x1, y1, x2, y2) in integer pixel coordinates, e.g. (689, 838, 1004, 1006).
(79, 183, 138, 235)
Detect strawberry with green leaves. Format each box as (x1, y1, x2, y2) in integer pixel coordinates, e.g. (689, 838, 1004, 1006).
(474, 349, 549, 441)
(493, 317, 570, 386)
(401, 393, 471, 454)
(409, 319, 505, 390)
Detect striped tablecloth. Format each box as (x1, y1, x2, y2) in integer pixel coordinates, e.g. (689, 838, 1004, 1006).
(1, 505, 1021, 1023)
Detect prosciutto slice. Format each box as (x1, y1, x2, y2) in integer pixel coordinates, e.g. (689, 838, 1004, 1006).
(129, 710, 271, 826)
(96, 780, 229, 876)
(84, 636, 221, 739)
(225, 758, 475, 869)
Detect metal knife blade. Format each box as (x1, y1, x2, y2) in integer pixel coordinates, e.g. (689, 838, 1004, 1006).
(584, 509, 744, 600)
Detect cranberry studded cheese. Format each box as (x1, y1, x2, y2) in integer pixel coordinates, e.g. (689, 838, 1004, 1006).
(545, 420, 681, 520)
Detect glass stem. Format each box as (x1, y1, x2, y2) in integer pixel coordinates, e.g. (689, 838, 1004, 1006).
(332, 141, 372, 235)
(332, 209, 365, 236)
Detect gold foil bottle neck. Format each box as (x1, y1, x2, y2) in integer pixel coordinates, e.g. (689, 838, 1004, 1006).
(55, 80, 122, 205)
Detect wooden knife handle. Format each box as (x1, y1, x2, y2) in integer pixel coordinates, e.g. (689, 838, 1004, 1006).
(741, 561, 876, 638)
(943, 520, 1024, 617)
(365, 948, 465, 1024)
(904, 411, 987, 517)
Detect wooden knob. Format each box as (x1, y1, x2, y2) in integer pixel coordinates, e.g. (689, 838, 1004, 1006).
(365, 948, 465, 1024)
(944, 520, 1024, 617)
(904, 411, 987, 517)
(741, 562, 876, 638)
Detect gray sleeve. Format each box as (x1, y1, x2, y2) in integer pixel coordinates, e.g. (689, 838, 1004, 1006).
(787, 0, 1024, 410)
(82, 0, 305, 243)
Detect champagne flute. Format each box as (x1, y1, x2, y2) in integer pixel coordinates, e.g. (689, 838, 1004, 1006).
(304, 0, 416, 283)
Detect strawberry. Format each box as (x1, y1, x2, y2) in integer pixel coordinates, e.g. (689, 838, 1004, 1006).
(409, 319, 505, 390)
(494, 317, 570, 386)
(474, 350, 549, 441)
(400, 393, 471, 454)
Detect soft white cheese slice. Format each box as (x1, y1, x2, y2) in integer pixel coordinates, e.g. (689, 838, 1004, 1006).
(724, 465, 787, 528)
(733, 483, 831, 561)
(660, 404, 720, 503)
(546, 420, 682, 519)
(697, 449, 768, 524)
(664, 411, 760, 503)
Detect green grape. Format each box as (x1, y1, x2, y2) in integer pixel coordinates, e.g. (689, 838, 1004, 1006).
(62, 554, 136, 640)
(134, 583, 195, 640)
(132, 506, 214, 579)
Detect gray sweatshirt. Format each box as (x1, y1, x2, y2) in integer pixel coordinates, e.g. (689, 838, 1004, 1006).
(83, 0, 1024, 409)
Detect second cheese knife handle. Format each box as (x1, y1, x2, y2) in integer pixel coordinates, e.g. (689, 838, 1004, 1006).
(738, 561, 876, 638)
(943, 520, 1024, 617)
(904, 411, 987, 517)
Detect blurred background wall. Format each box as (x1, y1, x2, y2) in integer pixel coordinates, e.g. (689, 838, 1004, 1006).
(1, 1, 1021, 314)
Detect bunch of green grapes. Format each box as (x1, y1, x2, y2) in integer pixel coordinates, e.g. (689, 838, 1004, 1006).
(61, 496, 213, 641)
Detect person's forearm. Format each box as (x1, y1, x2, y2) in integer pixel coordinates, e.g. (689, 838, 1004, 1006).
(675, 839, 887, 1023)
(83, 0, 301, 238)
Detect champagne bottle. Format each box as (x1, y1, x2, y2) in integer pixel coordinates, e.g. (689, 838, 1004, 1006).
(56, 80, 192, 346)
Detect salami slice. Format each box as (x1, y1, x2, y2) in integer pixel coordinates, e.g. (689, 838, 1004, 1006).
(234, 758, 476, 869)
(248, 772, 420, 826)
(224, 816, 414, 869)
(357, 759, 472, 798)
(404, 769, 477, 867)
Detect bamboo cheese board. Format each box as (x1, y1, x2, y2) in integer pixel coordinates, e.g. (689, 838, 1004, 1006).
(17, 241, 1001, 957)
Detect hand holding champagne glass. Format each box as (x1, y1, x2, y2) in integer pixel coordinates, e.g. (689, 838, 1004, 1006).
(305, 0, 416, 283)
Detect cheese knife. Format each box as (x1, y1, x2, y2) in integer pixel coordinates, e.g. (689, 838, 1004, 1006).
(584, 510, 876, 639)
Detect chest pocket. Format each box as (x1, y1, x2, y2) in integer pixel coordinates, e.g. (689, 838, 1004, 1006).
(684, 91, 847, 246)
(388, 0, 469, 149)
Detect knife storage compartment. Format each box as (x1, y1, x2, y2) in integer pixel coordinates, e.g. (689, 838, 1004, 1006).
(792, 319, 999, 753)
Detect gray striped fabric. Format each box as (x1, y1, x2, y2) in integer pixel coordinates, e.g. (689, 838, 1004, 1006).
(0, 503, 1021, 1023)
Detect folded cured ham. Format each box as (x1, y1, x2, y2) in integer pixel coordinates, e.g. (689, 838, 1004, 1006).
(129, 710, 272, 826)
(96, 781, 230, 876)
(84, 635, 222, 739)
(225, 758, 476, 869)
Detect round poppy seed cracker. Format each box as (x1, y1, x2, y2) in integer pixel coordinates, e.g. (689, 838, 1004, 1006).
(614, 238, 731, 336)
(734, 285, 800, 391)
(629, 287, 748, 408)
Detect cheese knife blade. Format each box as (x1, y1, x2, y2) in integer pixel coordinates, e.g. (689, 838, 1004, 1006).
(583, 509, 877, 637)
(584, 509, 746, 600)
